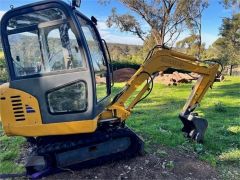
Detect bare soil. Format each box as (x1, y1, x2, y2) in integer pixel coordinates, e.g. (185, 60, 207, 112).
(113, 68, 199, 86)
(44, 145, 218, 180)
(153, 72, 198, 86)
(113, 68, 137, 82)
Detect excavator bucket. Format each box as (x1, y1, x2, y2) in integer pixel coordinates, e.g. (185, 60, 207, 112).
(179, 113, 208, 143)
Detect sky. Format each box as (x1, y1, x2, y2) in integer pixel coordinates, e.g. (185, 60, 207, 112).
(0, 0, 234, 47)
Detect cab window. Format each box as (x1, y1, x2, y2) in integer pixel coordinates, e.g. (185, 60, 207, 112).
(7, 8, 85, 77)
(77, 16, 108, 101)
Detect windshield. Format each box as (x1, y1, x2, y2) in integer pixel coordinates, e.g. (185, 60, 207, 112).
(7, 8, 85, 77)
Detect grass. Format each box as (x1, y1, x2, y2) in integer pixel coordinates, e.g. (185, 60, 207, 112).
(0, 129, 25, 173)
(0, 76, 239, 176)
(112, 76, 240, 168)
(0, 51, 3, 59)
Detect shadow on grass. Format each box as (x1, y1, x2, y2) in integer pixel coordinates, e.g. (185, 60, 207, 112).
(212, 83, 240, 99)
(199, 104, 240, 164)
(127, 98, 187, 147)
(133, 97, 240, 163)
(112, 81, 240, 164)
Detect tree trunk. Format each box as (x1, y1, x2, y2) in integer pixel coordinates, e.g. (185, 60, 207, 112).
(151, 29, 164, 46)
(197, 9, 202, 60)
(198, 19, 201, 59)
(230, 64, 234, 76)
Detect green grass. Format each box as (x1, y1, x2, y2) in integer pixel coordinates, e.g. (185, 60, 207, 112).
(0, 128, 25, 173)
(0, 76, 239, 175)
(113, 76, 240, 167)
(0, 51, 3, 59)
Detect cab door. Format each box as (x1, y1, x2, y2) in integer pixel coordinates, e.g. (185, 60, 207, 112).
(75, 13, 112, 115)
(76, 14, 111, 100)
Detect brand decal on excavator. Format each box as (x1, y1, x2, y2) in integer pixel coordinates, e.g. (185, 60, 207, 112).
(25, 105, 35, 113)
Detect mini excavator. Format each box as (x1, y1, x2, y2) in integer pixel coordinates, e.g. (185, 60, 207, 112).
(0, 0, 221, 178)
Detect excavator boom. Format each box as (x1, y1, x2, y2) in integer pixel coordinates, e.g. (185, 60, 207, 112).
(108, 48, 219, 114)
(100, 47, 220, 142)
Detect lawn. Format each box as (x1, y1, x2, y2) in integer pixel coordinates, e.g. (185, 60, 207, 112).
(123, 77, 240, 161)
(0, 51, 3, 59)
(0, 76, 239, 177)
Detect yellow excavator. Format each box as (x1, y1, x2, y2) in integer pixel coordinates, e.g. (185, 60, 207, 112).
(0, 0, 221, 178)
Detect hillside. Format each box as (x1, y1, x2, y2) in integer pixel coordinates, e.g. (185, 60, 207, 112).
(0, 35, 141, 61)
(107, 43, 142, 61)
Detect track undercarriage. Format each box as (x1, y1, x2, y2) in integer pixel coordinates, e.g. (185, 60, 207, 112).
(26, 126, 144, 179)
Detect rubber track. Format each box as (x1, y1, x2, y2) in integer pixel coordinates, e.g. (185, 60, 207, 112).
(28, 127, 144, 178)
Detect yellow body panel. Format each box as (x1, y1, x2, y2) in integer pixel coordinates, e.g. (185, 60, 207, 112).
(0, 83, 98, 137)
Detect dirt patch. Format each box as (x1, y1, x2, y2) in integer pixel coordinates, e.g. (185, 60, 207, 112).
(44, 146, 217, 180)
(154, 72, 198, 86)
(113, 68, 137, 82)
(113, 68, 199, 86)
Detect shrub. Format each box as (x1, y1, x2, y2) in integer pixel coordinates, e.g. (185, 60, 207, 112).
(112, 61, 140, 70)
(111, 60, 192, 74)
(214, 102, 227, 112)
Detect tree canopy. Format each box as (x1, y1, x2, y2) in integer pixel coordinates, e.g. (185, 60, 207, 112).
(103, 0, 208, 46)
(218, 13, 240, 66)
(221, 0, 240, 12)
(176, 34, 206, 58)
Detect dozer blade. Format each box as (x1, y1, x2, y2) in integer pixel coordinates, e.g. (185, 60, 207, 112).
(26, 127, 144, 179)
(179, 113, 208, 143)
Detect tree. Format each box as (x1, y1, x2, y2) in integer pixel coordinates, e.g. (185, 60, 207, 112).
(102, 0, 208, 47)
(220, 14, 240, 51)
(176, 34, 206, 58)
(207, 13, 240, 75)
(221, 0, 240, 14)
(205, 38, 228, 63)
(219, 13, 240, 75)
(186, 0, 208, 59)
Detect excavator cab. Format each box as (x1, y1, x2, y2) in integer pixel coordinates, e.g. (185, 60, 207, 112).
(1, 0, 113, 130)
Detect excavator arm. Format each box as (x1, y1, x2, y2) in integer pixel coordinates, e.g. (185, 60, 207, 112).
(101, 47, 220, 142)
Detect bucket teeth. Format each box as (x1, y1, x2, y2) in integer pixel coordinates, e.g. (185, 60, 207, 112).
(179, 113, 208, 143)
